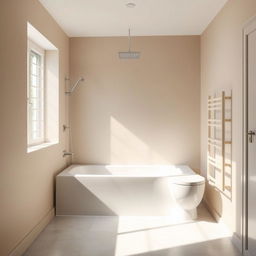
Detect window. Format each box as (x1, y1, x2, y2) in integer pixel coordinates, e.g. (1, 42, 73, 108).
(27, 23, 59, 153)
(28, 42, 45, 146)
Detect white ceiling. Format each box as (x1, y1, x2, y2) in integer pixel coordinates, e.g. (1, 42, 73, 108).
(39, 0, 228, 37)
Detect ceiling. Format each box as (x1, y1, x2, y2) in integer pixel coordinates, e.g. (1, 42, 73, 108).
(39, 0, 228, 37)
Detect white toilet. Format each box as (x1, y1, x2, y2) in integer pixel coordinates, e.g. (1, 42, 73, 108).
(170, 174, 205, 220)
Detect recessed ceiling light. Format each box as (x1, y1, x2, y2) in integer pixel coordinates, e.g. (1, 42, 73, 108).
(126, 2, 136, 8)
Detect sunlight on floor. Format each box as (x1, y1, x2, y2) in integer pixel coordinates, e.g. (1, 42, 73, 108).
(115, 216, 231, 255)
(24, 205, 239, 256)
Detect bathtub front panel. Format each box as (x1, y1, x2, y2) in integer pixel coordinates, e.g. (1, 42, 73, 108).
(56, 165, 195, 216)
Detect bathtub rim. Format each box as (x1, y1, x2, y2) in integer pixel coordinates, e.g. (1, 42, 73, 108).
(57, 164, 199, 179)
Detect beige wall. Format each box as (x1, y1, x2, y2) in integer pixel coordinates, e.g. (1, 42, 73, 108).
(0, 0, 69, 255)
(3, 0, 255, 253)
(70, 36, 200, 169)
(201, 0, 256, 238)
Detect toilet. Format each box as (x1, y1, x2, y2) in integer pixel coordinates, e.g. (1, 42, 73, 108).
(170, 174, 205, 220)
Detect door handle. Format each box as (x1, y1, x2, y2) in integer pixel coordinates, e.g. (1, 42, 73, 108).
(248, 130, 256, 143)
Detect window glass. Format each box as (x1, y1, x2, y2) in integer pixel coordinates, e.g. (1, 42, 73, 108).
(28, 49, 44, 145)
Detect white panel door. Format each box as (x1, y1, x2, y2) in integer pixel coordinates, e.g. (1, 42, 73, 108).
(248, 28, 256, 256)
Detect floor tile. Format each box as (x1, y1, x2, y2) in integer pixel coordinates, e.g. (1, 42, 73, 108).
(24, 204, 241, 256)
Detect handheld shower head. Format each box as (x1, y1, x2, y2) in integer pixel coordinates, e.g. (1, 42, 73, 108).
(65, 77, 85, 94)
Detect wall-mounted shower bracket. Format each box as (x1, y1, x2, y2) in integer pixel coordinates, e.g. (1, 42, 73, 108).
(63, 125, 70, 131)
(63, 150, 74, 157)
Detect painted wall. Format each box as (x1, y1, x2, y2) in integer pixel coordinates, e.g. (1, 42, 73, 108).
(69, 36, 200, 169)
(201, 0, 256, 238)
(0, 0, 69, 255)
(4, 0, 255, 253)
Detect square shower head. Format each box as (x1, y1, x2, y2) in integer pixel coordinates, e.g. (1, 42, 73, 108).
(118, 51, 140, 59)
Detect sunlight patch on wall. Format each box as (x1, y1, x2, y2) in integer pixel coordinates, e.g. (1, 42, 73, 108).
(110, 117, 169, 164)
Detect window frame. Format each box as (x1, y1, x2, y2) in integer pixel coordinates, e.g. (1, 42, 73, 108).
(27, 40, 46, 147)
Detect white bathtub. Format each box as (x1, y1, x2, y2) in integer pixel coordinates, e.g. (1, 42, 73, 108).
(56, 165, 198, 218)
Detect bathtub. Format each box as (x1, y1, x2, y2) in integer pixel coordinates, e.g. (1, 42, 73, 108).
(56, 165, 198, 218)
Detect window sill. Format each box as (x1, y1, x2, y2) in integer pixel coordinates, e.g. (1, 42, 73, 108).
(27, 141, 58, 153)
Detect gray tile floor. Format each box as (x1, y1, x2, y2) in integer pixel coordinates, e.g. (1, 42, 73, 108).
(24, 205, 241, 256)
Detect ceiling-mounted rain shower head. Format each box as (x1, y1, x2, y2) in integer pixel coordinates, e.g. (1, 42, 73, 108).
(119, 29, 141, 59)
(119, 51, 140, 59)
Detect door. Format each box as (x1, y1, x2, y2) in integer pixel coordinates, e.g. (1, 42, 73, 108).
(247, 28, 256, 256)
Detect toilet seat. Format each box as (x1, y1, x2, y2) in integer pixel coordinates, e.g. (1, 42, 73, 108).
(171, 175, 205, 186)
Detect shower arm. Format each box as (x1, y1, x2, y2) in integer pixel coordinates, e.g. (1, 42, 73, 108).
(128, 28, 131, 52)
(118, 28, 140, 59)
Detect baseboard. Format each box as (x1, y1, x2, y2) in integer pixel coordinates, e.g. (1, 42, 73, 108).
(231, 233, 243, 253)
(203, 199, 222, 222)
(203, 199, 243, 253)
(244, 250, 253, 256)
(9, 208, 55, 256)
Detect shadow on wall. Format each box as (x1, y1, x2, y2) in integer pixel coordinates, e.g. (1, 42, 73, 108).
(204, 159, 239, 232)
(72, 113, 199, 169)
(110, 117, 169, 164)
(70, 37, 200, 169)
(205, 183, 223, 220)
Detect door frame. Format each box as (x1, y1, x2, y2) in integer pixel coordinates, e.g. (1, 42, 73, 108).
(242, 15, 256, 256)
